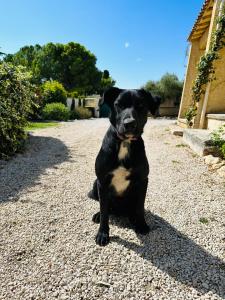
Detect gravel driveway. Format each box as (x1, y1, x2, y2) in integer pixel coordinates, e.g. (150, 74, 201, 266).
(0, 118, 224, 300)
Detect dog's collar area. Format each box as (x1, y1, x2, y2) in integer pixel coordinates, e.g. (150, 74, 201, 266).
(116, 131, 138, 141)
(117, 132, 125, 140)
(111, 126, 139, 141)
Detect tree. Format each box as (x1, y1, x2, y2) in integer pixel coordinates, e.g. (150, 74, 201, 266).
(98, 69, 116, 95)
(144, 80, 162, 98)
(143, 73, 183, 104)
(4, 44, 42, 73)
(4, 42, 104, 94)
(158, 73, 183, 104)
(103, 70, 110, 79)
(33, 42, 102, 93)
(0, 47, 6, 58)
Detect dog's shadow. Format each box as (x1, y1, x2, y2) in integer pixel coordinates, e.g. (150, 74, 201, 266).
(0, 135, 71, 203)
(110, 210, 225, 298)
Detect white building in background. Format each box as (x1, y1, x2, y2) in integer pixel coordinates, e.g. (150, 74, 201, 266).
(67, 95, 100, 118)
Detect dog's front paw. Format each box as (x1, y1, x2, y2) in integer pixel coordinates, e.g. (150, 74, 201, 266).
(135, 223, 150, 235)
(95, 231, 110, 246)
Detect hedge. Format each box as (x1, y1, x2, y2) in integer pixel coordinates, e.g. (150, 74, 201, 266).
(42, 80, 67, 105)
(42, 102, 69, 121)
(70, 107, 92, 120)
(0, 62, 34, 158)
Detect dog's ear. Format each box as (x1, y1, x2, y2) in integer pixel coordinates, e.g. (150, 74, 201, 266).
(99, 87, 121, 108)
(139, 89, 161, 116)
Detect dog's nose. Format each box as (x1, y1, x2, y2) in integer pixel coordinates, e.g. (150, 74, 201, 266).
(124, 118, 137, 130)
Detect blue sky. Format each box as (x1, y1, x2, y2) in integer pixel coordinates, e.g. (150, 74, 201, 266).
(0, 0, 203, 88)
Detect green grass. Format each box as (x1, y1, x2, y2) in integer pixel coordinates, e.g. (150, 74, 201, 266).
(25, 121, 59, 131)
(176, 143, 187, 148)
(172, 160, 181, 164)
(199, 217, 209, 225)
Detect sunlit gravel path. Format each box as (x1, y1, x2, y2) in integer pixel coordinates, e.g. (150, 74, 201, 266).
(0, 118, 224, 300)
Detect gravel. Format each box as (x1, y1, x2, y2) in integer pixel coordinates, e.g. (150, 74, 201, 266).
(0, 118, 224, 300)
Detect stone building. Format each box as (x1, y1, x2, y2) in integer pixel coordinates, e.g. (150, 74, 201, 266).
(178, 0, 225, 130)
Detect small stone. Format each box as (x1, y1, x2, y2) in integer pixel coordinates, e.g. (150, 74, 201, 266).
(204, 155, 221, 165)
(171, 130, 183, 136)
(96, 281, 111, 288)
(202, 282, 209, 289)
(218, 165, 225, 177)
(209, 161, 225, 170)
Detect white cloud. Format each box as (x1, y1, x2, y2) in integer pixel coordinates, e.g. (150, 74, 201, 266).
(124, 42, 130, 48)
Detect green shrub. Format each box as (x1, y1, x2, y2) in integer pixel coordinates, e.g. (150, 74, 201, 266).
(71, 107, 92, 120)
(42, 80, 67, 105)
(69, 110, 77, 120)
(42, 103, 69, 121)
(221, 143, 225, 158)
(210, 124, 225, 159)
(0, 62, 35, 158)
(68, 91, 79, 98)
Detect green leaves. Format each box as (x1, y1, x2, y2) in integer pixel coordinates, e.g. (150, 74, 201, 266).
(42, 103, 69, 121)
(42, 80, 67, 105)
(4, 42, 104, 94)
(143, 73, 183, 104)
(0, 62, 35, 158)
(3, 42, 116, 95)
(211, 124, 225, 158)
(184, 106, 197, 127)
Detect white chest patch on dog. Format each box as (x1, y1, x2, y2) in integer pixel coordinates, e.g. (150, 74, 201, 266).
(111, 166, 130, 196)
(118, 141, 130, 160)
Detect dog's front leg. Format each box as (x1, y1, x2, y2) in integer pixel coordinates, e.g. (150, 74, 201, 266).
(129, 178, 150, 235)
(95, 182, 110, 246)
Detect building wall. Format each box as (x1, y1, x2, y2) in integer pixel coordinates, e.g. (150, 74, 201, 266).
(159, 98, 179, 116)
(178, 0, 224, 129)
(206, 115, 225, 130)
(178, 39, 205, 120)
(206, 46, 225, 114)
(66, 98, 80, 109)
(67, 96, 100, 118)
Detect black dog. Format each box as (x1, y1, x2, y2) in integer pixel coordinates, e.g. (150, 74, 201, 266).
(88, 87, 161, 246)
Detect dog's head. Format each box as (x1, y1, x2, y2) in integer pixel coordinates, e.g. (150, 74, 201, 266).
(100, 87, 161, 139)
